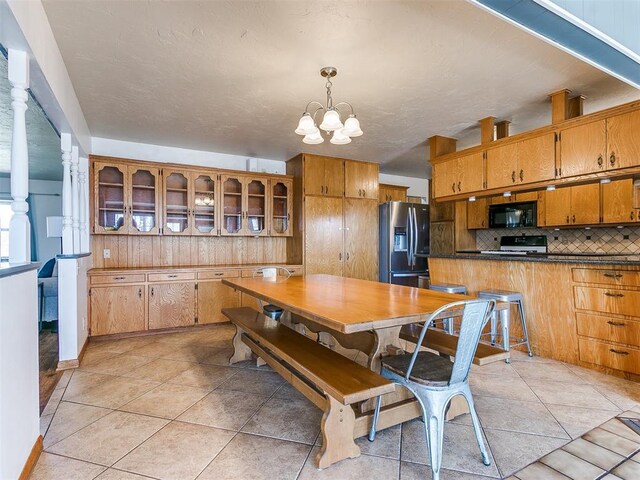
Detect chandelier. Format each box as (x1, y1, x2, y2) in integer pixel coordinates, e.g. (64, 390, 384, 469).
(294, 67, 363, 145)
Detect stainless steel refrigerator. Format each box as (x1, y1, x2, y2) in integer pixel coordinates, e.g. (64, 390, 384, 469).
(379, 202, 430, 287)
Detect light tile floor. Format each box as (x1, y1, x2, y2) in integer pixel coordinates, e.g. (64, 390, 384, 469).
(34, 325, 640, 480)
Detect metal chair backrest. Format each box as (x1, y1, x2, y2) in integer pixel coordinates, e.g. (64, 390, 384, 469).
(38, 258, 56, 278)
(405, 299, 495, 386)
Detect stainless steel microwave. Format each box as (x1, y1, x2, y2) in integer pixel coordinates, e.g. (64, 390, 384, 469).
(489, 202, 537, 229)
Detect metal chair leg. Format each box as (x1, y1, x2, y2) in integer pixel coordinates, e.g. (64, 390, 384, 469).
(368, 395, 382, 442)
(490, 312, 497, 345)
(501, 307, 510, 363)
(518, 299, 533, 357)
(424, 401, 445, 480)
(462, 387, 491, 466)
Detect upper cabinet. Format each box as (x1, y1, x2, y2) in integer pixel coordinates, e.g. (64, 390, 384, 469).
(91, 157, 293, 237)
(379, 184, 409, 203)
(94, 162, 160, 235)
(607, 110, 640, 170)
(303, 155, 344, 197)
(602, 178, 640, 224)
(344, 160, 378, 200)
(434, 152, 484, 197)
(559, 120, 606, 178)
(544, 183, 600, 227)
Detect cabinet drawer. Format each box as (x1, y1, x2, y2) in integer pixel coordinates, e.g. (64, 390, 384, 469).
(574, 286, 640, 317)
(281, 266, 303, 277)
(572, 268, 640, 287)
(576, 312, 640, 346)
(147, 272, 195, 282)
(91, 274, 146, 285)
(198, 269, 240, 280)
(242, 268, 271, 278)
(578, 337, 640, 375)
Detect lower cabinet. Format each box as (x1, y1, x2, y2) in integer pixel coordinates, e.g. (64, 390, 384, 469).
(149, 282, 196, 329)
(90, 285, 146, 336)
(198, 281, 240, 324)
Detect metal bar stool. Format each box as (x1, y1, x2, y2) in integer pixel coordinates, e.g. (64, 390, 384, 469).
(477, 289, 533, 363)
(429, 284, 467, 334)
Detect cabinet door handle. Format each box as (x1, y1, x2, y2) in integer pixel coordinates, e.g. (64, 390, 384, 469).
(566, 215, 570, 224)
(325, 185, 329, 194)
(603, 273, 623, 279)
(597, 155, 603, 168)
(168, 274, 178, 278)
(609, 152, 616, 166)
(321, 185, 324, 194)
(113, 276, 125, 280)
(451, 183, 456, 193)
(604, 292, 624, 298)
(631, 211, 635, 221)
(150, 287, 154, 297)
(519, 169, 524, 182)
(363, 189, 366, 197)
(214, 272, 224, 276)
(607, 321, 626, 327)
(572, 214, 576, 223)
(138, 288, 142, 298)
(338, 252, 342, 261)
(346, 252, 350, 260)
(511, 171, 516, 183)
(609, 349, 629, 356)
(457, 181, 461, 192)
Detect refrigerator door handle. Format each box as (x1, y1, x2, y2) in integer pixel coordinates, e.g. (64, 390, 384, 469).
(392, 272, 423, 277)
(406, 208, 413, 266)
(412, 206, 419, 266)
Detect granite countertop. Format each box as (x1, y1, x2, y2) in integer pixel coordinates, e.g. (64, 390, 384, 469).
(430, 252, 640, 266)
(0, 262, 41, 278)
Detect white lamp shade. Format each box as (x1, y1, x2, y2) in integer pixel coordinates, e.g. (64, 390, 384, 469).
(330, 129, 351, 145)
(295, 113, 316, 135)
(303, 129, 324, 145)
(319, 110, 343, 132)
(342, 115, 363, 137)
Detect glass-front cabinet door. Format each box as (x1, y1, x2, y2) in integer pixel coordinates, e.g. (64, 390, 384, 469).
(163, 170, 191, 235)
(246, 177, 268, 237)
(94, 162, 128, 234)
(270, 178, 292, 237)
(192, 173, 217, 235)
(220, 175, 245, 236)
(128, 166, 160, 235)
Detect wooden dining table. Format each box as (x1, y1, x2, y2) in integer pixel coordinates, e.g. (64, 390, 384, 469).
(222, 274, 505, 439)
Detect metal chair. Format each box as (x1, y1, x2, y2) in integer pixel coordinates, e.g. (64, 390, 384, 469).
(369, 299, 496, 480)
(428, 284, 467, 334)
(253, 266, 292, 321)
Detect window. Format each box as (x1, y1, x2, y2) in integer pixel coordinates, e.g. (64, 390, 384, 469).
(0, 202, 12, 261)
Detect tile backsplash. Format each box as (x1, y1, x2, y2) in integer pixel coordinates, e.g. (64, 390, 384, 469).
(475, 227, 640, 254)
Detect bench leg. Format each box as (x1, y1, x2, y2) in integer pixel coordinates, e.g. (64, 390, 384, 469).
(229, 325, 253, 364)
(316, 395, 360, 469)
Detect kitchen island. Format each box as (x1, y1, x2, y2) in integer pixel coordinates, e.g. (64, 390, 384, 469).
(429, 254, 640, 381)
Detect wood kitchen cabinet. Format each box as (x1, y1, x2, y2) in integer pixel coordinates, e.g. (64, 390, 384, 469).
(90, 284, 146, 335)
(220, 174, 246, 236)
(148, 282, 196, 329)
(304, 196, 344, 276)
(602, 178, 640, 224)
(94, 162, 161, 235)
(379, 184, 408, 203)
(545, 183, 600, 226)
(607, 109, 640, 170)
(163, 170, 192, 235)
(343, 198, 378, 281)
(433, 152, 484, 197)
(559, 120, 607, 178)
(245, 176, 269, 236)
(270, 178, 293, 236)
(466, 198, 489, 229)
(303, 155, 344, 197)
(192, 172, 218, 236)
(344, 160, 378, 200)
(197, 281, 240, 324)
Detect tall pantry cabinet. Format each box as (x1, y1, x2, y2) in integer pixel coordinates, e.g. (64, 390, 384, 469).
(286, 154, 379, 281)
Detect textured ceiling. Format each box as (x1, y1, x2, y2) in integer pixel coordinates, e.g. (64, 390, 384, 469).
(41, 0, 640, 179)
(0, 55, 62, 181)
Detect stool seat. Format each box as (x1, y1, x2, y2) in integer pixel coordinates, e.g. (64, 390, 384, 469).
(429, 284, 468, 295)
(477, 289, 523, 303)
(263, 304, 284, 321)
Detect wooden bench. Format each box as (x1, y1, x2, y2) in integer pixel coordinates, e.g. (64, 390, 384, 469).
(400, 324, 510, 365)
(222, 307, 395, 469)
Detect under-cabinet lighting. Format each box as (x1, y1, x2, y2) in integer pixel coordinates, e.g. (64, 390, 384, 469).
(546, 185, 556, 191)
(503, 191, 512, 197)
(617, 226, 624, 229)
(600, 178, 612, 184)
(585, 227, 591, 230)
(554, 228, 560, 231)
(469, 196, 476, 202)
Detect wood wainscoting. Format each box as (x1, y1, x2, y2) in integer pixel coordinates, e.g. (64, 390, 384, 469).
(18, 435, 43, 480)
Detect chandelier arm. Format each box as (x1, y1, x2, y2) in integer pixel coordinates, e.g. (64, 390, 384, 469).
(304, 100, 325, 113)
(311, 106, 326, 123)
(333, 102, 355, 115)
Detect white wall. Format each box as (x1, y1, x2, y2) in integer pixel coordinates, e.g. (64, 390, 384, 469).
(379, 173, 429, 199)
(0, 178, 62, 262)
(0, 268, 39, 480)
(92, 137, 286, 174)
(58, 254, 90, 365)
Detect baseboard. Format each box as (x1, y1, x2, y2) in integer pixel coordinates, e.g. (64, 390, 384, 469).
(56, 337, 89, 371)
(18, 435, 43, 480)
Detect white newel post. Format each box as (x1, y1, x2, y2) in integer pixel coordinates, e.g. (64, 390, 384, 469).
(61, 133, 73, 254)
(79, 158, 88, 253)
(71, 146, 80, 253)
(7, 49, 31, 264)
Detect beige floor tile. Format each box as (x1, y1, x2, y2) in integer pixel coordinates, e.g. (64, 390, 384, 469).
(57, 368, 74, 389)
(40, 413, 53, 437)
(600, 474, 624, 480)
(511, 362, 587, 384)
(44, 401, 112, 448)
(197, 433, 311, 480)
(272, 382, 311, 402)
(166, 364, 237, 389)
(546, 404, 620, 439)
(358, 424, 402, 460)
(178, 388, 268, 430)
(124, 341, 180, 358)
(470, 361, 519, 377)
(122, 358, 195, 383)
(48, 411, 169, 466)
(159, 345, 217, 362)
(596, 387, 640, 412)
(401, 419, 499, 477)
(600, 418, 640, 443)
(562, 437, 625, 471)
(79, 354, 154, 376)
(475, 397, 569, 439)
(400, 461, 500, 479)
(540, 448, 605, 479)
(95, 469, 155, 480)
(514, 462, 571, 480)
(119, 383, 211, 419)
(484, 428, 568, 477)
(508, 350, 559, 364)
(582, 427, 640, 457)
(298, 447, 399, 479)
(469, 374, 539, 402)
(613, 459, 640, 479)
(63, 370, 114, 398)
(525, 380, 620, 411)
(63, 374, 160, 409)
(80, 347, 121, 367)
(199, 346, 236, 366)
(241, 395, 322, 444)
(114, 421, 235, 480)
(30, 452, 106, 480)
(218, 368, 285, 396)
(42, 386, 65, 416)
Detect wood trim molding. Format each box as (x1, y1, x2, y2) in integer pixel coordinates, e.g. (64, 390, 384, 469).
(18, 435, 43, 480)
(56, 338, 88, 371)
(495, 120, 510, 139)
(480, 117, 496, 144)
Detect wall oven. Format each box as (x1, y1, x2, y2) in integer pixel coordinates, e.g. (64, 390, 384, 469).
(489, 201, 537, 229)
